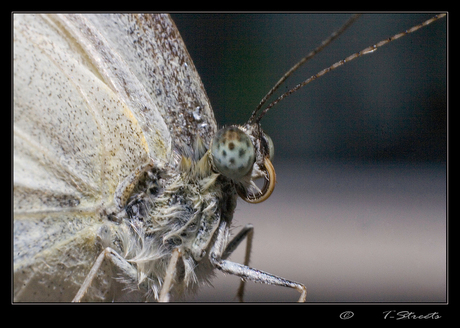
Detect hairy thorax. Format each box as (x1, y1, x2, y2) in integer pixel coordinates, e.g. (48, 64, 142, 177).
(99, 143, 237, 300)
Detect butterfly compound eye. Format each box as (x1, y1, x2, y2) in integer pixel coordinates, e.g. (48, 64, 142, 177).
(211, 126, 255, 180)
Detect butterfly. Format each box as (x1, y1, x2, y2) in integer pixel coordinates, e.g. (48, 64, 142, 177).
(13, 13, 446, 302)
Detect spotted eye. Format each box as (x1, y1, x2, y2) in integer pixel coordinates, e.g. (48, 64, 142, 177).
(211, 126, 255, 180)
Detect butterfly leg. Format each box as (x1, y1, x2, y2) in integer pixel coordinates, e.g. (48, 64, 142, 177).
(158, 248, 181, 302)
(72, 247, 138, 302)
(221, 224, 254, 301)
(210, 220, 307, 302)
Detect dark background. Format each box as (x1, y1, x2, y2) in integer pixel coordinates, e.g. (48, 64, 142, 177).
(171, 13, 446, 163)
(169, 13, 447, 302)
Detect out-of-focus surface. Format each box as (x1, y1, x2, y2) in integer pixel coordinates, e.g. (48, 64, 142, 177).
(190, 161, 446, 302)
(171, 13, 447, 302)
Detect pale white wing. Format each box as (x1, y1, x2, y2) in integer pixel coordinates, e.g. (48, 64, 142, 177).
(13, 13, 211, 301)
(77, 14, 217, 153)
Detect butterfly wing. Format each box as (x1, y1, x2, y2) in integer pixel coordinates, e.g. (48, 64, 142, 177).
(78, 14, 218, 152)
(13, 13, 216, 301)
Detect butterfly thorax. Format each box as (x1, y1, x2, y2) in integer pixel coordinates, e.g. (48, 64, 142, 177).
(102, 140, 237, 299)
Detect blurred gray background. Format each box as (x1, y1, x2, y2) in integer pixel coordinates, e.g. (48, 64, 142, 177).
(170, 13, 447, 302)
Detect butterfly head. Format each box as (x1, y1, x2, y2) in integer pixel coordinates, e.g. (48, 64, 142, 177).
(210, 123, 275, 204)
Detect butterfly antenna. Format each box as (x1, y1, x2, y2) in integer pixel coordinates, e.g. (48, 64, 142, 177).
(248, 14, 361, 124)
(253, 13, 446, 124)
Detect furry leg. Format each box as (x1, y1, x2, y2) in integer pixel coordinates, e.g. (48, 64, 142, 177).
(222, 224, 254, 301)
(210, 221, 307, 302)
(72, 247, 137, 302)
(158, 248, 181, 302)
